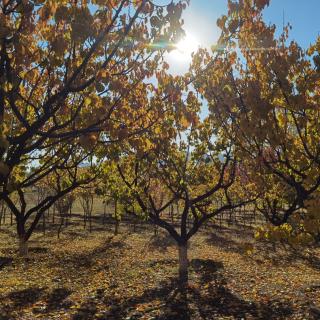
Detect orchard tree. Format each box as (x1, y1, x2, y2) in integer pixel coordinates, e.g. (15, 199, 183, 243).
(192, 0, 320, 231)
(77, 172, 102, 232)
(79, 187, 95, 232)
(112, 80, 256, 288)
(98, 160, 142, 235)
(55, 192, 75, 239)
(0, 0, 187, 254)
(0, 198, 7, 227)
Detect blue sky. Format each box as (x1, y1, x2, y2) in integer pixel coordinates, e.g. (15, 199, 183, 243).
(167, 0, 320, 74)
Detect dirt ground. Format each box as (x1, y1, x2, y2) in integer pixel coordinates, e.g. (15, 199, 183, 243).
(0, 220, 320, 320)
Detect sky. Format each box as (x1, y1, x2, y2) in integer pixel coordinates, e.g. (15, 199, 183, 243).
(167, 0, 320, 74)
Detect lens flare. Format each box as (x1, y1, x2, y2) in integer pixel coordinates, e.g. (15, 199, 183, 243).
(173, 34, 200, 60)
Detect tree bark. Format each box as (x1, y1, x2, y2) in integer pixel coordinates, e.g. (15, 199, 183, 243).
(18, 237, 28, 257)
(103, 202, 107, 225)
(170, 204, 174, 223)
(114, 218, 119, 235)
(84, 211, 87, 229)
(133, 218, 137, 233)
(114, 200, 119, 235)
(178, 242, 188, 288)
(58, 215, 64, 239)
(42, 212, 46, 235)
(154, 224, 158, 236)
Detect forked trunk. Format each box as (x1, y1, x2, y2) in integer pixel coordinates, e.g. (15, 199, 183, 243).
(18, 237, 28, 257)
(178, 242, 188, 288)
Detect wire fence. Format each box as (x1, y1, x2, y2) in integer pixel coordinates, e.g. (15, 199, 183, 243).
(0, 191, 268, 236)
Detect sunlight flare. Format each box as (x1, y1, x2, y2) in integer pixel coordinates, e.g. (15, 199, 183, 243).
(172, 33, 200, 61)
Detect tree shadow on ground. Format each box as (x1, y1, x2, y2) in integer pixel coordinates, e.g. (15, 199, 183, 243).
(254, 239, 320, 271)
(188, 258, 293, 320)
(7, 287, 45, 308)
(205, 231, 248, 255)
(301, 252, 320, 270)
(71, 258, 294, 320)
(45, 287, 73, 311)
(29, 247, 49, 254)
(279, 248, 320, 272)
(49, 236, 126, 269)
(210, 225, 320, 273)
(147, 231, 176, 253)
(0, 286, 74, 319)
(0, 287, 45, 319)
(0, 228, 16, 237)
(0, 256, 13, 270)
(148, 258, 177, 268)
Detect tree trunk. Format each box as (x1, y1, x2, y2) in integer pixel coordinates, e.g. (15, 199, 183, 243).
(18, 237, 28, 257)
(68, 203, 72, 227)
(154, 224, 158, 236)
(52, 206, 55, 224)
(65, 212, 68, 226)
(114, 200, 119, 235)
(178, 242, 188, 288)
(132, 206, 136, 232)
(114, 218, 119, 235)
(84, 211, 87, 229)
(16, 217, 28, 257)
(103, 203, 107, 225)
(170, 204, 174, 224)
(133, 218, 136, 232)
(58, 216, 64, 239)
(42, 212, 46, 235)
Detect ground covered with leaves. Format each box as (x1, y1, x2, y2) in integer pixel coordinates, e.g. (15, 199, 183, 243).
(0, 223, 320, 319)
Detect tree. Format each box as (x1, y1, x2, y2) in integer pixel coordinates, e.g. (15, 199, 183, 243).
(192, 0, 320, 228)
(78, 177, 97, 233)
(0, 0, 187, 254)
(98, 160, 141, 235)
(0, 198, 7, 227)
(33, 181, 53, 235)
(112, 78, 256, 288)
(55, 192, 75, 239)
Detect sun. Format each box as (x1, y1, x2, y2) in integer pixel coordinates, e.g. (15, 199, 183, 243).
(165, 32, 201, 74)
(172, 33, 200, 61)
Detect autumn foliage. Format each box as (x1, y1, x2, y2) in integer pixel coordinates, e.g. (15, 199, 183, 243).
(0, 0, 187, 253)
(0, 2, 320, 315)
